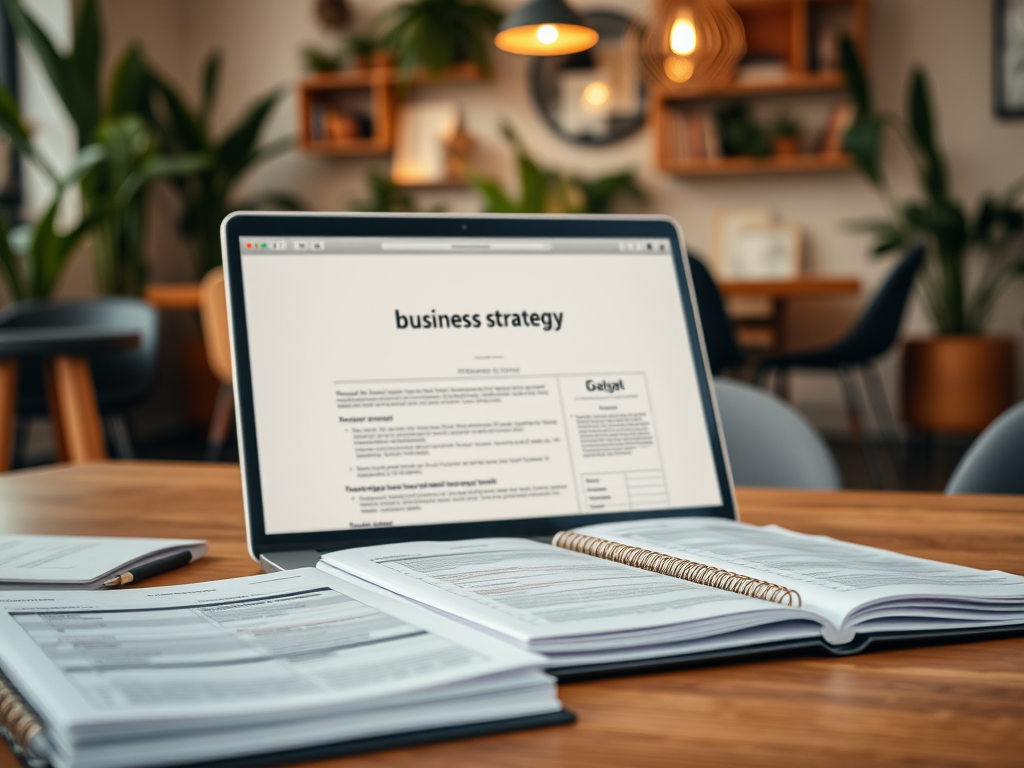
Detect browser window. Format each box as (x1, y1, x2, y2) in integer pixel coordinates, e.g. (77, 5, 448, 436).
(239, 236, 721, 535)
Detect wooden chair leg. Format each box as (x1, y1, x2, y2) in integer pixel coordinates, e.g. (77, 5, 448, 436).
(0, 358, 19, 471)
(49, 355, 108, 462)
(42, 361, 69, 462)
(205, 383, 235, 461)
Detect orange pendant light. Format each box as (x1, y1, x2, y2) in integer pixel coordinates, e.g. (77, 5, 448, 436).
(495, 0, 599, 56)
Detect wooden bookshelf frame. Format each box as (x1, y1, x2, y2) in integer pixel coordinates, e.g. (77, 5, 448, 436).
(653, 0, 868, 177)
(297, 62, 483, 158)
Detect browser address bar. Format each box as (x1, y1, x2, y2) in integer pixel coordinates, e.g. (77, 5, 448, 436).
(379, 241, 552, 252)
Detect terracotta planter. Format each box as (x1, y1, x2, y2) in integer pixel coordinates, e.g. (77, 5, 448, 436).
(902, 335, 1015, 434)
(773, 135, 800, 156)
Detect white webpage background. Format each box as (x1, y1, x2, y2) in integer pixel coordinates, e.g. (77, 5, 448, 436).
(240, 246, 722, 534)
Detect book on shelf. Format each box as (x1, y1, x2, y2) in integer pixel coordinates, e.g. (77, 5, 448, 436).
(668, 109, 721, 163)
(0, 571, 568, 768)
(318, 517, 1024, 678)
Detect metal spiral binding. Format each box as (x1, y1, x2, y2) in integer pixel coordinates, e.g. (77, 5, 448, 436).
(0, 669, 46, 767)
(552, 530, 802, 607)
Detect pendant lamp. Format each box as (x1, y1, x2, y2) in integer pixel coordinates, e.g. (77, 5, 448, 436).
(632, 0, 745, 90)
(495, 0, 599, 56)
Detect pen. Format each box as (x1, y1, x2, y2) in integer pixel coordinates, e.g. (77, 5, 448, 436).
(103, 550, 194, 587)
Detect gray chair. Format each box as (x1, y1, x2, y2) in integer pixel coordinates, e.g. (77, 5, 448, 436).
(714, 377, 842, 490)
(945, 401, 1024, 495)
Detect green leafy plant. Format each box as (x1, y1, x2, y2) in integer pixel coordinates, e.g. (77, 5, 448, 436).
(716, 103, 771, 158)
(840, 39, 1024, 334)
(145, 53, 303, 278)
(772, 112, 800, 139)
(302, 46, 342, 73)
(381, 0, 502, 77)
(347, 33, 379, 64)
(350, 171, 416, 212)
(3, 0, 204, 294)
(0, 92, 145, 298)
(470, 124, 645, 214)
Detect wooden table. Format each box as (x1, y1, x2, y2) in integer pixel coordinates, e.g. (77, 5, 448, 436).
(717, 277, 860, 351)
(1, 462, 1022, 767)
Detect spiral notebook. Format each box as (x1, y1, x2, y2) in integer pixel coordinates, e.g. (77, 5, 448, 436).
(318, 516, 1024, 678)
(0, 570, 570, 768)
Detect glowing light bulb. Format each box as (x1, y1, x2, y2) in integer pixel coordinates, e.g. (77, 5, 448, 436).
(582, 81, 610, 107)
(536, 24, 559, 45)
(663, 55, 694, 83)
(670, 16, 697, 56)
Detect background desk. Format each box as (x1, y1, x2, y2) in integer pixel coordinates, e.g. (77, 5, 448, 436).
(717, 276, 860, 352)
(0, 462, 1021, 767)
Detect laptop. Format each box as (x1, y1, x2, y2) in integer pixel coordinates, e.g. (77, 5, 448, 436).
(219, 213, 736, 572)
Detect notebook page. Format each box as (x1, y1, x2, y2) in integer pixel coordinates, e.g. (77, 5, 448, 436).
(0, 568, 554, 754)
(0, 535, 207, 587)
(321, 538, 819, 650)
(572, 518, 1024, 636)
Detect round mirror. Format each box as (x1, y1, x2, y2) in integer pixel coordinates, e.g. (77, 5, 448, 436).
(529, 12, 646, 146)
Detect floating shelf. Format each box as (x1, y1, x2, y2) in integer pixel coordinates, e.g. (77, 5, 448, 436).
(661, 70, 846, 101)
(662, 153, 855, 177)
(298, 62, 483, 156)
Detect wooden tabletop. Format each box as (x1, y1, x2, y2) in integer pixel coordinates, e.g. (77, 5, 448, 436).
(143, 283, 201, 311)
(1, 462, 1022, 768)
(717, 276, 860, 298)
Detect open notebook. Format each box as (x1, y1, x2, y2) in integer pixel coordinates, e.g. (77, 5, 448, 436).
(318, 517, 1024, 677)
(0, 571, 568, 768)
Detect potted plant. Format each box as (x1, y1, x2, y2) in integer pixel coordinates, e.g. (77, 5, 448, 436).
(143, 52, 303, 279)
(772, 113, 801, 156)
(470, 124, 646, 213)
(0, 91, 97, 299)
(380, 0, 502, 78)
(3, 0, 203, 295)
(841, 40, 1023, 433)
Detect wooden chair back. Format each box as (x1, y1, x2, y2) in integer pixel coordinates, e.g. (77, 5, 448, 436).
(198, 267, 233, 385)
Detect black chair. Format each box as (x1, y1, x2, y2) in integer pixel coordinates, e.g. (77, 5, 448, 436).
(0, 298, 160, 461)
(688, 254, 744, 374)
(757, 243, 926, 487)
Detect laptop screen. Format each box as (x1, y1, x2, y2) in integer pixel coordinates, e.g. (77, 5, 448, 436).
(236, 233, 723, 537)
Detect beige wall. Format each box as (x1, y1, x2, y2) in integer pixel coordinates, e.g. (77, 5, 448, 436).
(95, 0, 1024, 436)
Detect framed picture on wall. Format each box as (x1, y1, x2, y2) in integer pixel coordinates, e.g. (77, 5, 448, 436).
(995, 0, 1024, 117)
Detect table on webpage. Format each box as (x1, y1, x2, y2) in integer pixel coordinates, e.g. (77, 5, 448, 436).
(332, 373, 669, 525)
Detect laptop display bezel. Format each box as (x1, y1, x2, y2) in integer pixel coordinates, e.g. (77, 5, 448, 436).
(221, 213, 737, 560)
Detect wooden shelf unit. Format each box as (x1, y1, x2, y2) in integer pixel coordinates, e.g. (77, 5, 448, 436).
(298, 62, 483, 156)
(654, 0, 868, 177)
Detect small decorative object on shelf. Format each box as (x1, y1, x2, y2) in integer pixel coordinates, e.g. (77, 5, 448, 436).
(771, 112, 801, 156)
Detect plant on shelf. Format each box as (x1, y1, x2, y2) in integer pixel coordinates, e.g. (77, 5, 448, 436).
(840, 38, 1023, 433)
(381, 0, 502, 77)
(470, 124, 646, 214)
(2, 0, 204, 295)
(350, 170, 417, 212)
(716, 103, 771, 158)
(302, 46, 343, 74)
(771, 112, 801, 156)
(144, 52, 304, 278)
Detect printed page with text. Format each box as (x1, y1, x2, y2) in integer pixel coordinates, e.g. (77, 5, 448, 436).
(239, 238, 721, 534)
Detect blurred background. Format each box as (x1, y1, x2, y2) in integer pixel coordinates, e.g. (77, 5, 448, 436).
(1, 0, 1022, 490)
